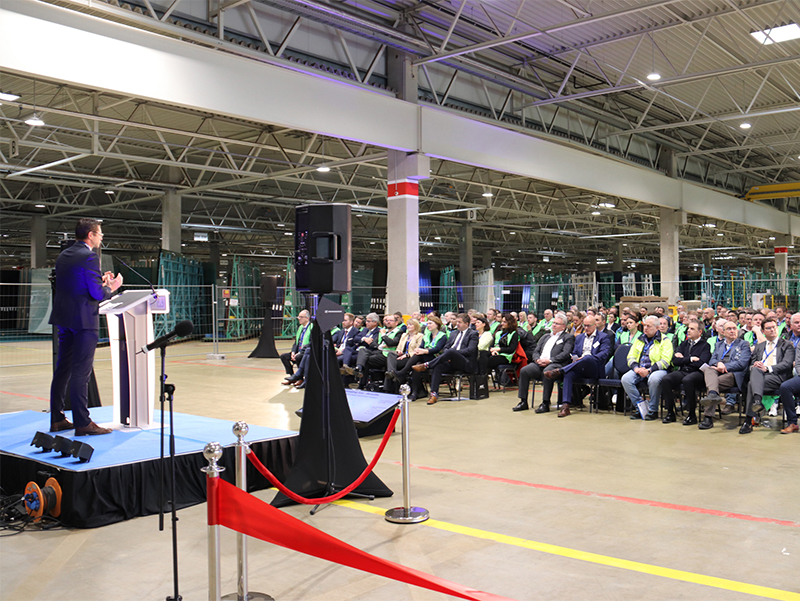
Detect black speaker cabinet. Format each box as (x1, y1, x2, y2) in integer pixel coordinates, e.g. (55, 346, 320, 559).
(295, 204, 351, 294)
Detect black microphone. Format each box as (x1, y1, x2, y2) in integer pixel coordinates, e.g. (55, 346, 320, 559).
(115, 256, 156, 296)
(142, 320, 193, 353)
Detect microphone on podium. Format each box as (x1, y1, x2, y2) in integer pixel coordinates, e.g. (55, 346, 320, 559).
(142, 320, 194, 353)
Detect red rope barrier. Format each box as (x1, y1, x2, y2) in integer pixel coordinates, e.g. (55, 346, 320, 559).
(247, 407, 400, 505)
(207, 477, 516, 601)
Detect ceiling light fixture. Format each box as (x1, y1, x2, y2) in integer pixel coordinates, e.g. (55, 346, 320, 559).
(591, 211, 601, 216)
(646, 72, 661, 81)
(25, 114, 44, 127)
(482, 191, 493, 197)
(35, 204, 45, 208)
(647, 35, 660, 81)
(598, 202, 616, 208)
(316, 165, 330, 173)
(104, 189, 115, 195)
(739, 122, 752, 129)
(702, 223, 717, 228)
(750, 23, 800, 45)
(0, 91, 20, 102)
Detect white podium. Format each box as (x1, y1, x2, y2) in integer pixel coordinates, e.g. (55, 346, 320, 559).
(100, 289, 170, 428)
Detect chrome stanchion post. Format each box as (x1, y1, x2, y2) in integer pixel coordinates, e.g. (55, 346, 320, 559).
(202, 443, 225, 601)
(385, 384, 429, 524)
(223, 423, 273, 601)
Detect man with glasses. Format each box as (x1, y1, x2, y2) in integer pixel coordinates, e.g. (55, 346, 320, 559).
(50, 219, 123, 436)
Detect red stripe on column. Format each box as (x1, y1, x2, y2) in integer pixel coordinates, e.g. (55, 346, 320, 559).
(774, 247, 788, 254)
(387, 181, 419, 197)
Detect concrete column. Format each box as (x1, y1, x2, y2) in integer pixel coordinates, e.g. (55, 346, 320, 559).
(161, 190, 182, 253)
(482, 249, 493, 269)
(659, 208, 685, 304)
(30, 216, 47, 268)
(386, 32, 417, 103)
(459, 223, 473, 287)
(386, 150, 429, 313)
(774, 234, 790, 295)
(612, 241, 624, 272)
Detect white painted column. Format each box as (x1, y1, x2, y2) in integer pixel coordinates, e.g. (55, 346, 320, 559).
(161, 190, 182, 253)
(30, 216, 47, 268)
(386, 150, 429, 314)
(659, 208, 685, 304)
(774, 234, 790, 295)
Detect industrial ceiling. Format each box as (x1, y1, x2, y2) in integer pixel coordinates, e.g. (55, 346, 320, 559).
(1, 0, 798, 275)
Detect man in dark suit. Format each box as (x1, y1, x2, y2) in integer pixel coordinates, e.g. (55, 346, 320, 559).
(545, 315, 612, 417)
(660, 319, 711, 425)
(514, 313, 574, 412)
(777, 355, 800, 434)
(698, 321, 751, 430)
(50, 218, 123, 435)
(280, 310, 311, 384)
(333, 312, 359, 367)
(740, 318, 796, 434)
(412, 313, 478, 405)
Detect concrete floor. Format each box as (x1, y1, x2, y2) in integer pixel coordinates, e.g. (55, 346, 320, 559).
(1, 340, 798, 601)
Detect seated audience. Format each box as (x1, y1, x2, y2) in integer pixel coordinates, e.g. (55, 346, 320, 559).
(660, 319, 710, 424)
(488, 313, 520, 382)
(740, 318, 796, 434)
(384, 318, 423, 393)
(514, 313, 574, 413)
(623, 316, 674, 421)
(698, 321, 751, 429)
(545, 315, 613, 417)
(389, 315, 447, 386)
(412, 313, 478, 405)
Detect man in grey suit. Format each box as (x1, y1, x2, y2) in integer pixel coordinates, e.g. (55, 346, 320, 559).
(740, 318, 796, 434)
(514, 313, 574, 412)
(50, 219, 123, 435)
(698, 321, 751, 430)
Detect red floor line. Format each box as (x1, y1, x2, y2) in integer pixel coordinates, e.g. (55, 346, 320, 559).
(0, 390, 49, 401)
(393, 462, 800, 528)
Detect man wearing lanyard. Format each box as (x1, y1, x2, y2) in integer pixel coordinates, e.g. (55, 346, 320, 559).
(740, 318, 796, 434)
(622, 316, 674, 421)
(698, 322, 751, 430)
(281, 310, 312, 385)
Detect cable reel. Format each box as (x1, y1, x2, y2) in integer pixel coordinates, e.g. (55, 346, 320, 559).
(23, 478, 62, 521)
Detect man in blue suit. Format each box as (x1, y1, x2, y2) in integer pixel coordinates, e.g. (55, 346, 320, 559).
(698, 321, 751, 430)
(50, 219, 123, 435)
(545, 315, 612, 417)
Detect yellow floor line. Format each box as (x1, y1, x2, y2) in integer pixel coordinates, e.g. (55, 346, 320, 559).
(334, 499, 800, 601)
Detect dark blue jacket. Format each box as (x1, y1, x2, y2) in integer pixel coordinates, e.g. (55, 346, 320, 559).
(570, 329, 613, 365)
(49, 242, 112, 330)
(709, 337, 751, 389)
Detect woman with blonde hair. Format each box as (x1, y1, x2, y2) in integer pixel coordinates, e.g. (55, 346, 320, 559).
(388, 315, 447, 392)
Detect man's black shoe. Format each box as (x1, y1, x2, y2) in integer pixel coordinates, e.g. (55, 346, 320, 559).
(698, 416, 714, 430)
(534, 403, 550, 414)
(629, 410, 641, 420)
(682, 414, 698, 426)
(739, 421, 753, 434)
(662, 413, 676, 424)
(512, 401, 529, 412)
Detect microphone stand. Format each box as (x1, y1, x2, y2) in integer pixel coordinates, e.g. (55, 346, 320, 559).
(158, 344, 181, 601)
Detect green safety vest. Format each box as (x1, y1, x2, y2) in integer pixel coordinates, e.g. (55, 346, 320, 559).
(295, 323, 311, 347)
(530, 321, 545, 338)
(379, 325, 404, 356)
(329, 326, 341, 337)
(422, 329, 447, 354)
(489, 321, 500, 335)
(493, 329, 516, 362)
(617, 330, 641, 346)
(674, 324, 687, 344)
(708, 336, 720, 353)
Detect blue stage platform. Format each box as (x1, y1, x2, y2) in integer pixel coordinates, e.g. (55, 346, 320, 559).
(0, 407, 298, 528)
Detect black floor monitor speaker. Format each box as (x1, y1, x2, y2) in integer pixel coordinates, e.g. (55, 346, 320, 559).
(295, 204, 351, 294)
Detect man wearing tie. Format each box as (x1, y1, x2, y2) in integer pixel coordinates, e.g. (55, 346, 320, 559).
(739, 318, 795, 434)
(513, 313, 574, 412)
(412, 313, 478, 405)
(545, 315, 612, 417)
(50, 218, 123, 436)
(333, 313, 358, 366)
